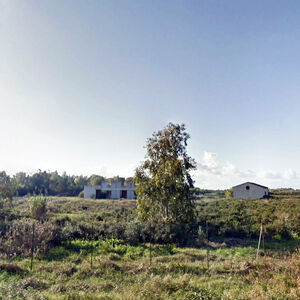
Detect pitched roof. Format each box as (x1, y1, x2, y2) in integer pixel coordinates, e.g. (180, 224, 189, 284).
(232, 182, 268, 189)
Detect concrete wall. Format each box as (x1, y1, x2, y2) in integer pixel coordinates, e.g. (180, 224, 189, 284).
(84, 185, 98, 199)
(127, 190, 135, 199)
(84, 180, 136, 199)
(111, 190, 120, 199)
(233, 183, 268, 199)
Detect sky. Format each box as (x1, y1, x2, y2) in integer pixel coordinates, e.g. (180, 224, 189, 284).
(1, 0, 300, 189)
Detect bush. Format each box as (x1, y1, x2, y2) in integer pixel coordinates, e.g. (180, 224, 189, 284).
(0, 219, 57, 258)
(124, 220, 143, 245)
(225, 188, 233, 199)
(122, 220, 198, 246)
(78, 190, 84, 198)
(197, 198, 300, 240)
(30, 196, 47, 219)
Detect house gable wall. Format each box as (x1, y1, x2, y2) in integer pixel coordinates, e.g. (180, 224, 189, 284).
(233, 183, 268, 199)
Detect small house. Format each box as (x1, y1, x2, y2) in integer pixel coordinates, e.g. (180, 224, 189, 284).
(232, 182, 269, 199)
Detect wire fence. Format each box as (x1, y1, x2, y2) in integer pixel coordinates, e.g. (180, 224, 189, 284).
(1, 216, 296, 272)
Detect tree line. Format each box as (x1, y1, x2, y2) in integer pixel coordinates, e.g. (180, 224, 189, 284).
(0, 171, 130, 198)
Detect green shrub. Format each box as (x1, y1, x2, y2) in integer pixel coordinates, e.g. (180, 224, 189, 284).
(30, 196, 47, 219)
(43, 246, 71, 261)
(0, 219, 57, 257)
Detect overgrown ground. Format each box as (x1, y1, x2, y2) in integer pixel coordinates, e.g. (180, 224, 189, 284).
(0, 240, 299, 299)
(0, 192, 299, 299)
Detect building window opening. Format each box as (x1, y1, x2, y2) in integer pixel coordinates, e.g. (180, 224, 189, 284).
(121, 190, 127, 198)
(246, 186, 250, 190)
(96, 189, 103, 199)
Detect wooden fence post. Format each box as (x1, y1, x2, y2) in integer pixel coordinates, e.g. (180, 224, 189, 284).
(150, 239, 152, 266)
(256, 223, 263, 260)
(262, 228, 265, 255)
(149, 221, 153, 266)
(90, 223, 94, 269)
(206, 220, 210, 270)
(30, 222, 35, 271)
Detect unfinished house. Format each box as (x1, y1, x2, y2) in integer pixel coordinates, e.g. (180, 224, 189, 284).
(84, 178, 136, 199)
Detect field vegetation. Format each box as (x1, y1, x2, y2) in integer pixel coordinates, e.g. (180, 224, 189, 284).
(0, 190, 299, 299)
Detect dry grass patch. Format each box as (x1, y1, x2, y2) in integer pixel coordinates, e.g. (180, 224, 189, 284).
(0, 263, 27, 274)
(233, 252, 300, 299)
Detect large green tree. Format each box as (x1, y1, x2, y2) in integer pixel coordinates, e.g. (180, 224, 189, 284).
(134, 123, 197, 223)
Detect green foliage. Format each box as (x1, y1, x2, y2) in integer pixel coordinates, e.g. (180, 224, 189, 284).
(0, 171, 15, 224)
(0, 171, 13, 206)
(61, 238, 174, 261)
(42, 245, 71, 261)
(225, 188, 233, 199)
(6, 194, 298, 247)
(0, 218, 57, 258)
(134, 123, 196, 224)
(197, 226, 205, 243)
(0, 171, 14, 201)
(0, 194, 299, 299)
(30, 196, 47, 219)
(197, 196, 300, 239)
(89, 174, 105, 186)
(0, 170, 135, 198)
(107, 176, 125, 184)
(0, 242, 298, 299)
(191, 188, 226, 201)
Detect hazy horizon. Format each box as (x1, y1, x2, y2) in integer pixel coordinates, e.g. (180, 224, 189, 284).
(1, 0, 300, 189)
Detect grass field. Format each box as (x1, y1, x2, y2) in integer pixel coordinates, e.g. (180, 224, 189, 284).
(0, 192, 299, 299)
(0, 238, 299, 299)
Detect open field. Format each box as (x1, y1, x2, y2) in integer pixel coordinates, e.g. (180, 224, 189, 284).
(0, 191, 299, 299)
(0, 240, 299, 299)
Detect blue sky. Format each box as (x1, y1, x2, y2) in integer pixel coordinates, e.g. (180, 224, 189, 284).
(1, 0, 300, 188)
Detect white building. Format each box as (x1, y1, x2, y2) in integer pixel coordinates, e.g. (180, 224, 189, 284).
(84, 179, 136, 199)
(232, 182, 269, 199)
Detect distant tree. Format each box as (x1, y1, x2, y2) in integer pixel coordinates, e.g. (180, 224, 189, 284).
(74, 175, 89, 188)
(27, 170, 50, 195)
(134, 123, 197, 224)
(107, 176, 125, 186)
(74, 175, 89, 196)
(49, 171, 61, 195)
(190, 187, 201, 195)
(89, 175, 105, 186)
(0, 170, 114, 197)
(14, 172, 29, 196)
(225, 188, 234, 199)
(0, 171, 14, 221)
(0, 171, 14, 200)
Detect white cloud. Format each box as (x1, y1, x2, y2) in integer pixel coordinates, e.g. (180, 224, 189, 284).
(257, 170, 281, 180)
(194, 151, 299, 189)
(257, 169, 298, 181)
(197, 152, 222, 175)
(283, 169, 298, 180)
(202, 152, 219, 169)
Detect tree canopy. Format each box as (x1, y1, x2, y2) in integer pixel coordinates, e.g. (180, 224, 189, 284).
(0, 170, 133, 198)
(134, 123, 197, 224)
